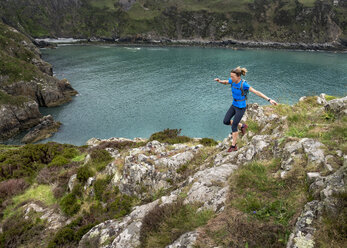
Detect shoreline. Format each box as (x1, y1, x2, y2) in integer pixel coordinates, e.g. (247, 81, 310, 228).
(35, 38, 347, 52)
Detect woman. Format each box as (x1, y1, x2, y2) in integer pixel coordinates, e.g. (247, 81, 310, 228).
(214, 66, 278, 152)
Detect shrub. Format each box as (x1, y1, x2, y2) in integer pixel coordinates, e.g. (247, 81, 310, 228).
(60, 193, 81, 216)
(0, 178, 29, 199)
(93, 177, 111, 201)
(77, 166, 94, 183)
(90, 149, 112, 163)
(106, 194, 134, 219)
(48, 155, 69, 167)
(0, 212, 45, 248)
(149, 129, 192, 144)
(0, 143, 76, 181)
(62, 148, 79, 159)
(199, 138, 218, 146)
(47, 217, 96, 248)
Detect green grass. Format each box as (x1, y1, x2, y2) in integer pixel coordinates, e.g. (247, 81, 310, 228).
(230, 160, 307, 226)
(245, 119, 261, 134)
(71, 153, 86, 162)
(3, 184, 56, 219)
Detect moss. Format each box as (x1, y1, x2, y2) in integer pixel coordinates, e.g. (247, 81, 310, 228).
(0, 90, 30, 106)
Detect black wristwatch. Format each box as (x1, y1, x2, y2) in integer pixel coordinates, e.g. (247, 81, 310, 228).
(268, 98, 271, 102)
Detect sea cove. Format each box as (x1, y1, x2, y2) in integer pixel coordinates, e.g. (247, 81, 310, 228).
(24, 45, 347, 145)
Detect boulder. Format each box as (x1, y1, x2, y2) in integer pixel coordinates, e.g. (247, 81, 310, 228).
(166, 231, 198, 248)
(324, 96, 347, 116)
(184, 163, 238, 212)
(21, 115, 61, 143)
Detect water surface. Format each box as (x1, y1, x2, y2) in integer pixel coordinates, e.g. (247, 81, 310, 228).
(15, 45, 347, 145)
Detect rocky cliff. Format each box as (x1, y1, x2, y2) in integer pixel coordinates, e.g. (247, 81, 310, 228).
(0, 21, 77, 141)
(0, 94, 345, 247)
(0, 0, 346, 49)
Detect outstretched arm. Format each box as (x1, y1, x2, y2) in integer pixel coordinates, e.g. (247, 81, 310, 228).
(214, 78, 229, 85)
(249, 87, 278, 105)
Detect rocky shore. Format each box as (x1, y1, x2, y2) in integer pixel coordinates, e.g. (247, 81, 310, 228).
(0, 94, 345, 247)
(37, 37, 347, 52)
(0, 21, 78, 143)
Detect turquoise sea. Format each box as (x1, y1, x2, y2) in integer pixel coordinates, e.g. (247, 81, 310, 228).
(13, 45, 347, 145)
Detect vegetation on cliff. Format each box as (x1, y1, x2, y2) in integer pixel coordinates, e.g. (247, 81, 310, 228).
(0, 95, 346, 247)
(0, 0, 346, 46)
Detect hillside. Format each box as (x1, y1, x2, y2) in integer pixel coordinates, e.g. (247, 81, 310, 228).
(0, 95, 346, 247)
(0, 21, 77, 142)
(0, 0, 346, 49)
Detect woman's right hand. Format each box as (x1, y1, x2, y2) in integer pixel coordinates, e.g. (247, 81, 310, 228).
(214, 78, 220, 82)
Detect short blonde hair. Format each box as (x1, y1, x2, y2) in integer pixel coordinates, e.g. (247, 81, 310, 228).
(231, 66, 247, 76)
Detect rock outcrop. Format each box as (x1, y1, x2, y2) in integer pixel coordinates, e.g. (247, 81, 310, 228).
(0, 92, 42, 141)
(0, 21, 77, 142)
(78, 95, 346, 248)
(21, 115, 61, 143)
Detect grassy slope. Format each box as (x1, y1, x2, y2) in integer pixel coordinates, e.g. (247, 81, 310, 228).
(0, 97, 346, 247)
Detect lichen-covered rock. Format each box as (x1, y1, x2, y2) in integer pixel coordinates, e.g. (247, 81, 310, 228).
(23, 202, 69, 231)
(286, 200, 322, 248)
(300, 138, 325, 165)
(68, 174, 77, 192)
(165, 231, 198, 248)
(79, 200, 160, 248)
(21, 115, 61, 143)
(184, 163, 238, 212)
(324, 96, 347, 116)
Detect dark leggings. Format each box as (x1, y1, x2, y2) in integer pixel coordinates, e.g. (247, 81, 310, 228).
(223, 104, 246, 132)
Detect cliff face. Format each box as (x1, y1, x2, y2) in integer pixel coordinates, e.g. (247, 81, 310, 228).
(0, 21, 77, 141)
(0, 0, 346, 47)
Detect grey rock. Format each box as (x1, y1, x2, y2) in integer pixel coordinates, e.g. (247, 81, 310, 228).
(324, 96, 347, 116)
(166, 231, 198, 248)
(79, 200, 160, 248)
(23, 202, 68, 231)
(68, 174, 77, 192)
(184, 163, 238, 212)
(317, 93, 327, 105)
(300, 138, 325, 165)
(287, 200, 321, 248)
(105, 148, 119, 158)
(306, 172, 321, 184)
(0, 97, 42, 141)
(86, 177, 96, 188)
(21, 115, 61, 143)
